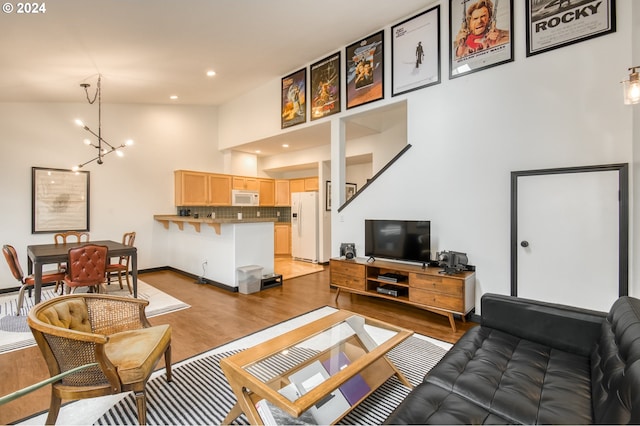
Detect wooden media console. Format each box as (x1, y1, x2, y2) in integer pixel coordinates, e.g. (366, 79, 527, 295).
(330, 257, 475, 332)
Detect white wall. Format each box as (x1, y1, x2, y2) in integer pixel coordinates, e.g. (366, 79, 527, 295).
(0, 102, 219, 290)
(217, 1, 638, 310)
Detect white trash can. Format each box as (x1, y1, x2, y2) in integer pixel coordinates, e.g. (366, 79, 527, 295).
(236, 265, 263, 294)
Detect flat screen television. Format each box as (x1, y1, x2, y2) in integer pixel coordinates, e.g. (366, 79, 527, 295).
(364, 219, 431, 264)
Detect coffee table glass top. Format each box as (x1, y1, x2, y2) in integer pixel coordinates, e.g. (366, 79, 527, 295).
(244, 315, 390, 389)
(221, 310, 413, 424)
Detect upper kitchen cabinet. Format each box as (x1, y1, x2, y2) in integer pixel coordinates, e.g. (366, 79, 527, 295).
(175, 170, 232, 206)
(304, 177, 319, 191)
(175, 170, 208, 206)
(233, 176, 259, 191)
(208, 174, 232, 205)
(275, 180, 290, 206)
(259, 179, 275, 206)
(290, 177, 318, 193)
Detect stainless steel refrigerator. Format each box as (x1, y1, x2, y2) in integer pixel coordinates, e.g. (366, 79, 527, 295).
(291, 191, 318, 263)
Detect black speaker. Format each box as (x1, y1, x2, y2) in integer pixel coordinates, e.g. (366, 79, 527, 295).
(340, 243, 356, 259)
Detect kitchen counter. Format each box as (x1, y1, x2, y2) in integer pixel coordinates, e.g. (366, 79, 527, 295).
(154, 214, 276, 234)
(154, 215, 275, 289)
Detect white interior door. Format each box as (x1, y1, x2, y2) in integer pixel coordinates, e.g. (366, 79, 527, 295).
(514, 167, 624, 312)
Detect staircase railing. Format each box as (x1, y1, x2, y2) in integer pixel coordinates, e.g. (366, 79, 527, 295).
(337, 144, 413, 212)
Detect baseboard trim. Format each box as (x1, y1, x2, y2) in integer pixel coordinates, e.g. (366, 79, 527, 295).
(144, 266, 237, 292)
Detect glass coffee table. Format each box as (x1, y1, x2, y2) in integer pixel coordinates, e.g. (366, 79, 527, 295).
(220, 310, 413, 425)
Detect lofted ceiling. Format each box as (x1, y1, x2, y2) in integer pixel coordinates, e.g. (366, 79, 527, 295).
(1, 0, 422, 160)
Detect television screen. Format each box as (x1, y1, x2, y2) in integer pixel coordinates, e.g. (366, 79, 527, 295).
(364, 220, 431, 263)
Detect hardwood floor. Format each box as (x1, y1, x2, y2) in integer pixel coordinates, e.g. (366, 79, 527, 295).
(0, 265, 477, 424)
(275, 255, 325, 280)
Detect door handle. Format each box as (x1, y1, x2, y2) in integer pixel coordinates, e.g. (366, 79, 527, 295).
(520, 241, 529, 248)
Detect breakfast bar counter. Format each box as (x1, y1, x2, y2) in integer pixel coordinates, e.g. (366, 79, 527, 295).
(154, 215, 275, 290)
(154, 215, 276, 234)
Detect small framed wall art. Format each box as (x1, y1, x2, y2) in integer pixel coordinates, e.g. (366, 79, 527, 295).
(281, 68, 306, 129)
(310, 52, 341, 121)
(449, 0, 514, 79)
(525, 0, 616, 57)
(346, 30, 384, 109)
(392, 5, 441, 96)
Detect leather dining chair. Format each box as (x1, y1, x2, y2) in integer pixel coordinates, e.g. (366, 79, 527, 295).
(63, 244, 108, 294)
(27, 293, 173, 425)
(106, 231, 136, 294)
(2, 244, 65, 315)
(53, 231, 90, 294)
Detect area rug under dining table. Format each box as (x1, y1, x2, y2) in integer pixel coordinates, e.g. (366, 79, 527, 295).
(20, 306, 451, 425)
(0, 280, 190, 354)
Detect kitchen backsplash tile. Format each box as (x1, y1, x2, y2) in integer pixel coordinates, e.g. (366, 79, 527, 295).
(177, 206, 291, 222)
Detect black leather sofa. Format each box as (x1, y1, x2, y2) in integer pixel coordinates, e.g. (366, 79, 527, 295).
(385, 293, 640, 424)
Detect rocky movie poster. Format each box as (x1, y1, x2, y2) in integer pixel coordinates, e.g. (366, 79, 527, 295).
(526, 0, 615, 56)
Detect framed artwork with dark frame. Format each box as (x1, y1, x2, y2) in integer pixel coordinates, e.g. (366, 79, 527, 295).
(346, 30, 384, 109)
(449, 0, 514, 79)
(392, 5, 441, 96)
(281, 68, 306, 129)
(310, 52, 341, 121)
(326, 181, 357, 210)
(525, 0, 615, 57)
(32, 167, 90, 234)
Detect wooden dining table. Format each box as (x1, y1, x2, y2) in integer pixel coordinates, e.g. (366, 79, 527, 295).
(27, 239, 138, 304)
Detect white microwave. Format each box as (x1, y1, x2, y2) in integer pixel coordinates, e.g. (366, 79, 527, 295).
(232, 190, 259, 206)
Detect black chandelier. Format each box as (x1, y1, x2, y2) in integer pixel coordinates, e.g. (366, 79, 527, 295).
(72, 75, 133, 171)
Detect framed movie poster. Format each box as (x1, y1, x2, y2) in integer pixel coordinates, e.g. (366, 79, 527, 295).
(392, 6, 441, 96)
(32, 167, 90, 233)
(346, 30, 384, 109)
(281, 68, 306, 129)
(310, 52, 341, 121)
(449, 0, 514, 79)
(525, 0, 616, 57)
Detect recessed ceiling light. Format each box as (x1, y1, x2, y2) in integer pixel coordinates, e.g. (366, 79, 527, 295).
(169, 95, 178, 100)
(206, 70, 216, 77)
(282, 144, 289, 148)
(255, 150, 261, 154)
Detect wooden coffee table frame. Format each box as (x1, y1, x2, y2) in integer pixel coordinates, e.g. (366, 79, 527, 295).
(220, 310, 413, 425)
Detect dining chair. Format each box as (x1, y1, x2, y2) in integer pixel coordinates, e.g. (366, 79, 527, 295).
(27, 293, 173, 425)
(63, 244, 108, 294)
(2, 244, 65, 315)
(106, 231, 136, 294)
(53, 231, 90, 294)
(54, 231, 90, 245)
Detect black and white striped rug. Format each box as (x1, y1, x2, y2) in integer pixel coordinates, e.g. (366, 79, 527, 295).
(95, 335, 447, 425)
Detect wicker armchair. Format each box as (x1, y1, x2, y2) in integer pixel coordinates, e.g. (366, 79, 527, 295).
(27, 294, 172, 425)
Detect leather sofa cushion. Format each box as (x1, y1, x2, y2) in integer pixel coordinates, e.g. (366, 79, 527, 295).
(591, 296, 640, 424)
(384, 381, 511, 424)
(386, 325, 592, 424)
(36, 299, 91, 333)
(105, 324, 171, 384)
